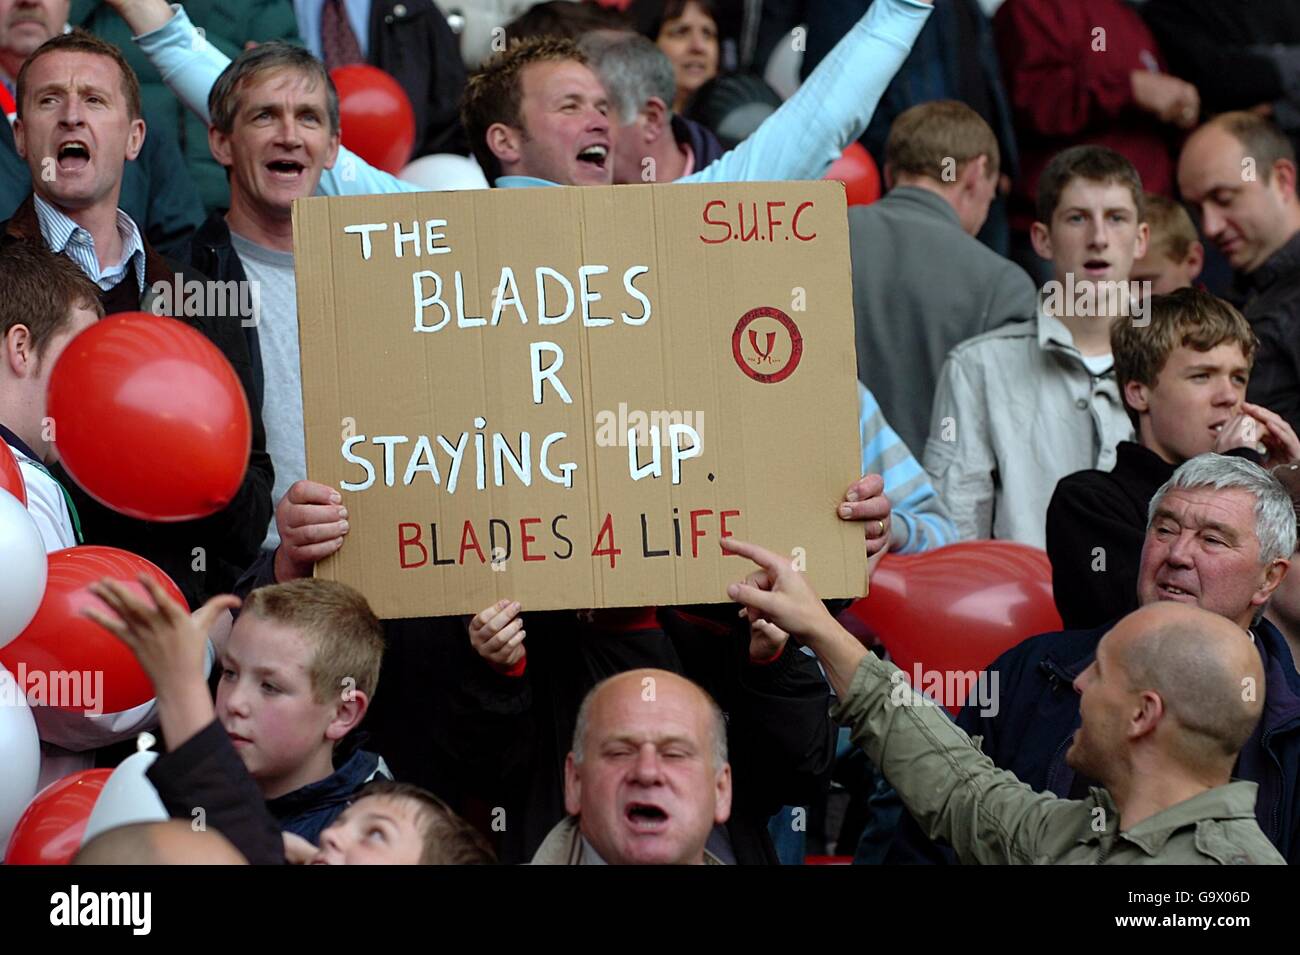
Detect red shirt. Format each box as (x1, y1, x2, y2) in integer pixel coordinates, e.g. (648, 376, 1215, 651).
(994, 0, 1182, 231)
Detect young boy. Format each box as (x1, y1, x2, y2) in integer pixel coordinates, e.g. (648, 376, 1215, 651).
(925, 144, 1146, 546)
(1047, 287, 1298, 628)
(1130, 193, 1204, 295)
(0, 240, 101, 551)
(87, 575, 392, 844)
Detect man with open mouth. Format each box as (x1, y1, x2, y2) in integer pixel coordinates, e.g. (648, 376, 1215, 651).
(889, 453, 1300, 865)
(106, 0, 933, 193)
(1, 29, 273, 608)
(533, 668, 733, 865)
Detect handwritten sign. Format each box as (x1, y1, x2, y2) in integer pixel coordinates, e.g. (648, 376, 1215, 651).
(292, 181, 864, 618)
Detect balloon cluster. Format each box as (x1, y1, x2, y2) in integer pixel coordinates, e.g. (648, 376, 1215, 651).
(0, 311, 245, 859)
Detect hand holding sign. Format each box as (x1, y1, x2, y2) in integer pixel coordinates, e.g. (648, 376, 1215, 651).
(273, 480, 350, 583)
(468, 599, 527, 674)
(839, 474, 892, 557)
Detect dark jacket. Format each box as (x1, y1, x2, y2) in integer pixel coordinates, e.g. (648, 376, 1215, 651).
(0, 109, 203, 260)
(672, 113, 726, 172)
(890, 618, 1300, 864)
(1047, 441, 1175, 630)
(268, 735, 389, 844)
(181, 211, 265, 412)
(1233, 231, 1300, 434)
(147, 719, 288, 864)
(2, 193, 275, 607)
(1141, 0, 1300, 124)
(367, 0, 470, 159)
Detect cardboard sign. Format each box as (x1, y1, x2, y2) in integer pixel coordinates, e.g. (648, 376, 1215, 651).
(293, 181, 865, 619)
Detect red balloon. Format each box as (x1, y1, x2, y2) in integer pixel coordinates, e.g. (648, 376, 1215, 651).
(0, 440, 26, 506)
(47, 312, 251, 522)
(4, 769, 110, 865)
(848, 542, 1063, 714)
(0, 546, 188, 714)
(824, 142, 881, 207)
(331, 65, 416, 175)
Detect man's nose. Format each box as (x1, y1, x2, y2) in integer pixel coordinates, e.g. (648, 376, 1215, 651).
(630, 744, 664, 783)
(1166, 531, 1196, 566)
(1201, 206, 1226, 240)
(1088, 217, 1110, 248)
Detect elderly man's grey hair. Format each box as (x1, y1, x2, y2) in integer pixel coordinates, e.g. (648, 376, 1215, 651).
(1148, 453, 1297, 564)
(571, 671, 728, 770)
(577, 30, 677, 125)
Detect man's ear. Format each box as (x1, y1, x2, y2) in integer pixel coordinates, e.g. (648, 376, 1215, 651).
(1124, 379, 1151, 416)
(1272, 158, 1298, 205)
(1132, 220, 1151, 261)
(323, 130, 342, 171)
(642, 96, 669, 145)
(208, 124, 234, 169)
(12, 117, 27, 160)
(1029, 220, 1054, 261)
(125, 117, 146, 162)
(1129, 689, 1165, 742)
(713, 762, 732, 825)
(486, 122, 523, 169)
(1255, 557, 1290, 608)
(882, 161, 894, 192)
(563, 751, 582, 817)
(3, 325, 34, 376)
(958, 153, 989, 191)
(325, 688, 368, 741)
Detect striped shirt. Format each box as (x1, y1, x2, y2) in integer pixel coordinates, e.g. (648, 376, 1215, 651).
(859, 382, 958, 554)
(33, 193, 146, 295)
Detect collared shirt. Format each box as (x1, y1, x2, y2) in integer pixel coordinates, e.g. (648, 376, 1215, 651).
(294, 0, 370, 60)
(33, 193, 146, 295)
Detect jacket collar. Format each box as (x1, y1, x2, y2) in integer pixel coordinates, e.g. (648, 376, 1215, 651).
(531, 815, 726, 864)
(265, 745, 386, 818)
(1245, 229, 1300, 293)
(1111, 782, 1260, 857)
(1114, 441, 1177, 485)
(5, 192, 176, 304)
(881, 186, 964, 230)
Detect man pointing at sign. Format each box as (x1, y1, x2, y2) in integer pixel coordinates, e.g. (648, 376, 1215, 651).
(104, 0, 932, 191)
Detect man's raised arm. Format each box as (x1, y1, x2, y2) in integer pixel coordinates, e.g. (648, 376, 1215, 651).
(109, 0, 418, 196)
(683, 0, 933, 185)
(721, 536, 1078, 866)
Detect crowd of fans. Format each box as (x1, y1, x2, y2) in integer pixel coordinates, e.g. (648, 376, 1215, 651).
(3, 0, 1300, 866)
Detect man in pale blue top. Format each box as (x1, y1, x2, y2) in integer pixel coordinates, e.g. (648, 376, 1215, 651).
(107, 0, 932, 193)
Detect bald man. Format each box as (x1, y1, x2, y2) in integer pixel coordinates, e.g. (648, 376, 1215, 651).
(532, 668, 732, 865)
(1178, 113, 1300, 432)
(725, 537, 1284, 864)
(74, 820, 248, 865)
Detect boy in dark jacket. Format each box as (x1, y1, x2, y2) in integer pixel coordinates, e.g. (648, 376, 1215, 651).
(85, 575, 391, 845)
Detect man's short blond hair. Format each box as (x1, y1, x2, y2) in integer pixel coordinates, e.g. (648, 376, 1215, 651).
(884, 100, 999, 183)
(241, 579, 384, 704)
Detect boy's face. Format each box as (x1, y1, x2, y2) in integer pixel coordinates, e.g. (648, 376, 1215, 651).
(1130, 245, 1200, 295)
(314, 795, 425, 865)
(216, 613, 343, 798)
(1126, 341, 1250, 465)
(1033, 179, 1148, 289)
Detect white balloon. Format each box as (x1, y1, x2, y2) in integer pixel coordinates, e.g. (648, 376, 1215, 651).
(399, 153, 490, 191)
(0, 664, 41, 855)
(0, 489, 46, 649)
(81, 749, 168, 846)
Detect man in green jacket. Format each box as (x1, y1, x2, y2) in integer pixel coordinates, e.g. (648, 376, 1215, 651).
(722, 536, 1285, 865)
(69, 0, 300, 212)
